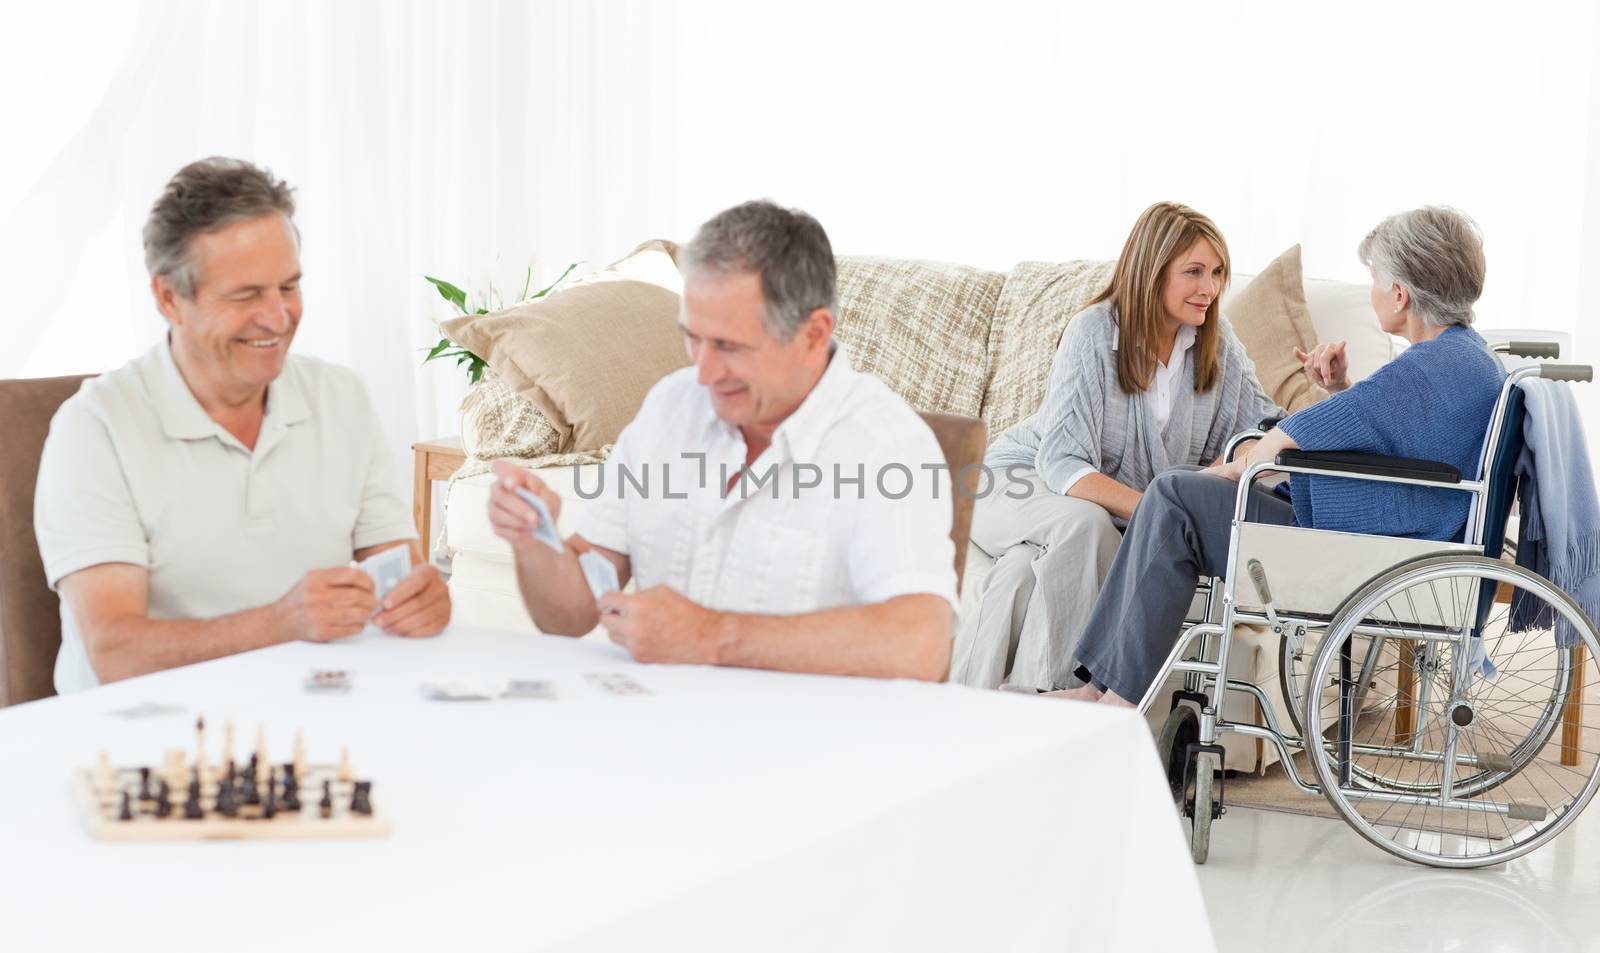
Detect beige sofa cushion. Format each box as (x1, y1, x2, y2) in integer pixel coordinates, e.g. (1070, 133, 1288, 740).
(1226, 245, 1327, 413)
(834, 257, 1002, 418)
(443, 240, 688, 455)
(980, 260, 1116, 437)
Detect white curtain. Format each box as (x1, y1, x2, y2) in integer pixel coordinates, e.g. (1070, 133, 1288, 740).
(3, 0, 1599, 464)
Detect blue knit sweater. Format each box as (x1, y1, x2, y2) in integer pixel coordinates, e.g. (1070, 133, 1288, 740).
(1278, 326, 1504, 541)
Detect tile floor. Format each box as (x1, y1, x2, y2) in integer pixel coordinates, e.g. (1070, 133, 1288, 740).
(1196, 806, 1600, 953)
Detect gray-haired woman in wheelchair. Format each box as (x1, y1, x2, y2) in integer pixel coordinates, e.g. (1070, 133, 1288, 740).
(1057, 206, 1505, 706)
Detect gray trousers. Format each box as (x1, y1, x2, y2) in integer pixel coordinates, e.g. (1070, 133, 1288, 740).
(952, 473, 1122, 691)
(1074, 466, 1296, 701)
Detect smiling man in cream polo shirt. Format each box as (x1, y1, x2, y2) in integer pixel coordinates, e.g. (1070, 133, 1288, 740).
(488, 200, 957, 681)
(35, 158, 450, 693)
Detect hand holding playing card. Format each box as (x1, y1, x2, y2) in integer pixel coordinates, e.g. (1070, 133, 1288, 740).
(276, 567, 377, 643)
(598, 585, 724, 665)
(372, 562, 451, 637)
(489, 459, 564, 555)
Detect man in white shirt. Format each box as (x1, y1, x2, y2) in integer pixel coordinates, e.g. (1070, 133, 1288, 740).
(35, 158, 450, 693)
(489, 200, 956, 680)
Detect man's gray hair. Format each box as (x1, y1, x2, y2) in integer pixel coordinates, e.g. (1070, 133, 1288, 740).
(1358, 206, 1486, 329)
(143, 157, 298, 298)
(680, 199, 837, 341)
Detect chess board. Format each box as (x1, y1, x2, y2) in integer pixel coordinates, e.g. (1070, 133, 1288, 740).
(75, 762, 391, 841)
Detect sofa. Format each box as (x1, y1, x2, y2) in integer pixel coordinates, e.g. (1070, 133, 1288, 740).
(436, 242, 1398, 771)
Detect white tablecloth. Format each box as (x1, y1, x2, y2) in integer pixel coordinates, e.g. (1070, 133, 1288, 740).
(0, 626, 1214, 952)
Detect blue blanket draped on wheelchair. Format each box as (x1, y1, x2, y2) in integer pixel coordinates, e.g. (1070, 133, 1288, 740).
(1510, 379, 1600, 647)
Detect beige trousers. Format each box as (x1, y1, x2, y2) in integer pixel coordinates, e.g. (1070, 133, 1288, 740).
(952, 473, 1122, 691)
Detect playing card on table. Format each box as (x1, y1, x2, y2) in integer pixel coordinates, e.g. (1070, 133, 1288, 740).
(584, 672, 650, 696)
(501, 679, 558, 700)
(420, 679, 494, 701)
(304, 669, 352, 694)
(578, 550, 620, 600)
(357, 546, 411, 602)
(513, 487, 564, 553)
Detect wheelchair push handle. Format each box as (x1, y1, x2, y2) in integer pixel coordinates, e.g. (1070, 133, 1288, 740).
(1540, 364, 1593, 383)
(1493, 341, 1561, 359)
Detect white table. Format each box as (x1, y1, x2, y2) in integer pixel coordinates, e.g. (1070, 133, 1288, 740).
(0, 626, 1215, 952)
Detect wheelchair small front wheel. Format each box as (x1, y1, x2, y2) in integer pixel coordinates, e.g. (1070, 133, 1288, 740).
(1156, 704, 1200, 803)
(1185, 748, 1220, 864)
(1303, 554, 1600, 868)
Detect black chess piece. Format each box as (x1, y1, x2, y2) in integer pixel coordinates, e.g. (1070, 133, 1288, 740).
(184, 779, 203, 819)
(216, 778, 238, 818)
(349, 781, 373, 816)
(138, 766, 153, 801)
(282, 773, 301, 812)
(244, 753, 258, 782)
(240, 773, 260, 806)
(155, 780, 173, 819)
(261, 769, 278, 820)
(318, 779, 333, 819)
(118, 790, 134, 822)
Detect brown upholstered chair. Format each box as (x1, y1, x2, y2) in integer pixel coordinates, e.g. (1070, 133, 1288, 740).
(0, 374, 91, 707)
(916, 411, 987, 595)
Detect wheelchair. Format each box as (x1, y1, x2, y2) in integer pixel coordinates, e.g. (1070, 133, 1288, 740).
(1150, 342, 1600, 867)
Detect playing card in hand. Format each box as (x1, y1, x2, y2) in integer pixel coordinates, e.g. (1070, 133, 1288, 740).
(578, 550, 620, 600)
(357, 546, 411, 603)
(513, 487, 564, 553)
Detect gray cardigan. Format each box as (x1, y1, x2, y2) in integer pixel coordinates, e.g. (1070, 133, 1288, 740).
(986, 300, 1281, 495)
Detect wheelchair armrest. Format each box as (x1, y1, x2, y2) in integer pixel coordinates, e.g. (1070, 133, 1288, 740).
(1274, 450, 1461, 484)
(1258, 414, 1285, 432)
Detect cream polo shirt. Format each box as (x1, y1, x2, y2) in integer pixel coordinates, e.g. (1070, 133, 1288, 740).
(573, 345, 959, 618)
(35, 341, 416, 694)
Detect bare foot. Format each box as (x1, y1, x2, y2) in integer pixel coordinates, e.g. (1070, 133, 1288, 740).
(1044, 685, 1103, 703)
(1100, 689, 1136, 709)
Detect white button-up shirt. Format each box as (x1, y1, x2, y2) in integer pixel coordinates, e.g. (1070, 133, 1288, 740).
(35, 341, 416, 693)
(573, 346, 959, 616)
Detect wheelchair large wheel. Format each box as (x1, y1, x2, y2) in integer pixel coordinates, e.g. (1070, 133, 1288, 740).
(1303, 555, 1600, 867)
(1282, 558, 1574, 798)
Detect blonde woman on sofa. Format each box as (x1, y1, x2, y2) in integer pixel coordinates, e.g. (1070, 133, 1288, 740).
(953, 202, 1280, 691)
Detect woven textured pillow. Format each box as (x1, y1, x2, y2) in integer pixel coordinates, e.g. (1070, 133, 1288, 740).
(1225, 245, 1327, 413)
(833, 257, 1002, 418)
(444, 240, 687, 455)
(980, 260, 1116, 437)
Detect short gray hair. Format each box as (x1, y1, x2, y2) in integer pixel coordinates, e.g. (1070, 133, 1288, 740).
(680, 199, 837, 341)
(1358, 206, 1486, 329)
(143, 157, 298, 298)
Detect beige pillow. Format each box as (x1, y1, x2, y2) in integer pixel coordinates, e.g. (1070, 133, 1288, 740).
(443, 240, 689, 454)
(1226, 244, 1327, 413)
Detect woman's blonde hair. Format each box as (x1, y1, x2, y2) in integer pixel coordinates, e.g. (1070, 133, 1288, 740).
(1088, 201, 1230, 394)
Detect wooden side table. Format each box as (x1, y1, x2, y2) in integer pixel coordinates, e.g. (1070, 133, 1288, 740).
(412, 437, 466, 562)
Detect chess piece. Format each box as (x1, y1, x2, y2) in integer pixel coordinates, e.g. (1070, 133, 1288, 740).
(184, 779, 203, 820)
(163, 749, 186, 792)
(318, 780, 333, 819)
(293, 729, 307, 779)
(155, 780, 173, 819)
(338, 746, 353, 783)
(138, 766, 153, 801)
(255, 726, 269, 775)
(194, 716, 212, 785)
(216, 779, 238, 818)
(95, 751, 113, 794)
(282, 769, 301, 812)
(349, 781, 373, 816)
(118, 790, 134, 822)
(222, 719, 236, 770)
(262, 769, 278, 820)
(240, 772, 260, 806)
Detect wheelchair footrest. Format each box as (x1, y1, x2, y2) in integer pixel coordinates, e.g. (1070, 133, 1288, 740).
(1506, 802, 1549, 823)
(1477, 752, 1517, 772)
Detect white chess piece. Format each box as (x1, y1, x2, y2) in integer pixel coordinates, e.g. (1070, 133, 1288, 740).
(222, 720, 236, 768)
(293, 729, 307, 779)
(95, 751, 113, 794)
(255, 726, 269, 772)
(338, 746, 353, 783)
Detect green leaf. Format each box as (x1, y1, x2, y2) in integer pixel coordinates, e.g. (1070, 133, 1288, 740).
(533, 262, 579, 299)
(517, 263, 533, 302)
(468, 362, 484, 385)
(424, 338, 453, 361)
(424, 276, 468, 312)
